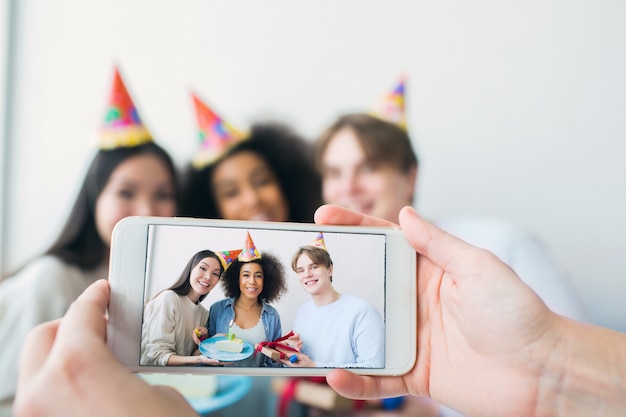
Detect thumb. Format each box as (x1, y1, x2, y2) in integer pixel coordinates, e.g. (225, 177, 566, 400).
(399, 206, 472, 271)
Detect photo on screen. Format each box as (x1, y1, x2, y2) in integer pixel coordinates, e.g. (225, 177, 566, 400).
(139, 223, 386, 368)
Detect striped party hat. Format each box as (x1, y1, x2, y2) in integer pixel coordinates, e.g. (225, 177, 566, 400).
(369, 75, 407, 130)
(311, 232, 327, 250)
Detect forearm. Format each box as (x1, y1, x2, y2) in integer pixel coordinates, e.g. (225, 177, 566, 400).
(166, 354, 201, 366)
(542, 318, 626, 416)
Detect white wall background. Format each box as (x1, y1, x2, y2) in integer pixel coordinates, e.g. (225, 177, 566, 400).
(2, 0, 626, 333)
(0, 0, 11, 270)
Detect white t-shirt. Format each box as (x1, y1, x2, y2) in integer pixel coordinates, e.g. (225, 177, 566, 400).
(436, 216, 588, 321)
(141, 290, 209, 366)
(230, 319, 265, 367)
(0, 256, 105, 417)
(294, 293, 384, 368)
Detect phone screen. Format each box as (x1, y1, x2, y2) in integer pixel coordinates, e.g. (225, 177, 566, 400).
(140, 223, 387, 369)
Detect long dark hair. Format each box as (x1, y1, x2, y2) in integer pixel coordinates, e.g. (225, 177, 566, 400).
(163, 249, 223, 304)
(179, 122, 322, 222)
(44, 141, 179, 270)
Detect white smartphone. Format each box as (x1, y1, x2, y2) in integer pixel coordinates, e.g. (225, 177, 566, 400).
(107, 216, 416, 376)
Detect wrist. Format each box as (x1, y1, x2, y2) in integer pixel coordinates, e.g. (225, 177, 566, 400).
(531, 316, 571, 417)
(539, 317, 626, 416)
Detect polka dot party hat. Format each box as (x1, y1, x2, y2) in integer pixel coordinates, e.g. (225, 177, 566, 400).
(238, 231, 262, 262)
(217, 249, 243, 271)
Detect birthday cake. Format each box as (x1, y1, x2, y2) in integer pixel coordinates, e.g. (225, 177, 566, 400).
(215, 334, 244, 353)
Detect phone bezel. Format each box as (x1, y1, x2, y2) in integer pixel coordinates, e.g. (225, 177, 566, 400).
(107, 216, 416, 376)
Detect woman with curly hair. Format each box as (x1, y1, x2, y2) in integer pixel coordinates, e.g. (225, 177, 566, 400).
(195, 232, 288, 367)
(179, 94, 322, 223)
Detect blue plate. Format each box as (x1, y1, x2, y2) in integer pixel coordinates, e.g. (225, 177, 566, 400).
(199, 335, 254, 362)
(187, 375, 253, 415)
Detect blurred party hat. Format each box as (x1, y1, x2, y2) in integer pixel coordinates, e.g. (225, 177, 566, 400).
(98, 66, 153, 149)
(191, 92, 246, 169)
(369, 75, 407, 130)
(311, 232, 327, 250)
(217, 249, 243, 271)
(238, 231, 262, 262)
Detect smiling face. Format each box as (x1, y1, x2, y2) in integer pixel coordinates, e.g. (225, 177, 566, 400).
(238, 262, 264, 301)
(188, 256, 222, 301)
(320, 127, 416, 223)
(211, 151, 289, 222)
(295, 253, 334, 297)
(95, 154, 177, 246)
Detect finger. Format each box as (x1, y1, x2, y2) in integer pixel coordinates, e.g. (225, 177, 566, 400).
(314, 205, 398, 227)
(326, 369, 408, 399)
(399, 207, 474, 271)
(54, 280, 110, 346)
(17, 319, 60, 392)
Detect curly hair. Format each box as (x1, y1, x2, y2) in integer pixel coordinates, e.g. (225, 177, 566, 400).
(220, 252, 287, 303)
(179, 121, 322, 222)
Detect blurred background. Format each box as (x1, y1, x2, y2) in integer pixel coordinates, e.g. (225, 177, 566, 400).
(1, 0, 625, 338)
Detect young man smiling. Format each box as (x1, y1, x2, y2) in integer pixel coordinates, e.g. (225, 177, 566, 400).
(284, 236, 384, 368)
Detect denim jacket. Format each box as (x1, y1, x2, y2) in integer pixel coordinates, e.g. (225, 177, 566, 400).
(207, 297, 282, 367)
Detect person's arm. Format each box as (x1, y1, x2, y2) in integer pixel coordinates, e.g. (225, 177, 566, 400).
(141, 292, 179, 366)
(351, 304, 384, 368)
(269, 305, 283, 342)
(541, 318, 626, 416)
(262, 305, 285, 367)
(1, 256, 97, 412)
(165, 351, 219, 366)
(192, 326, 209, 344)
(207, 302, 219, 336)
(283, 303, 383, 369)
(307, 303, 384, 369)
(143, 291, 220, 366)
(14, 279, 198, 417)
(317, 205, 626, 417)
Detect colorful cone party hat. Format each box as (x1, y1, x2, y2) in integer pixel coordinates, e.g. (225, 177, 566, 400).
(217, 249, 243, 271)
(369, 75, 407, 130)
(191, 92, 246, 169)
(311, 232, 327, 250)
(98, 67, 153, 149)
(238, 231, 262, 262)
